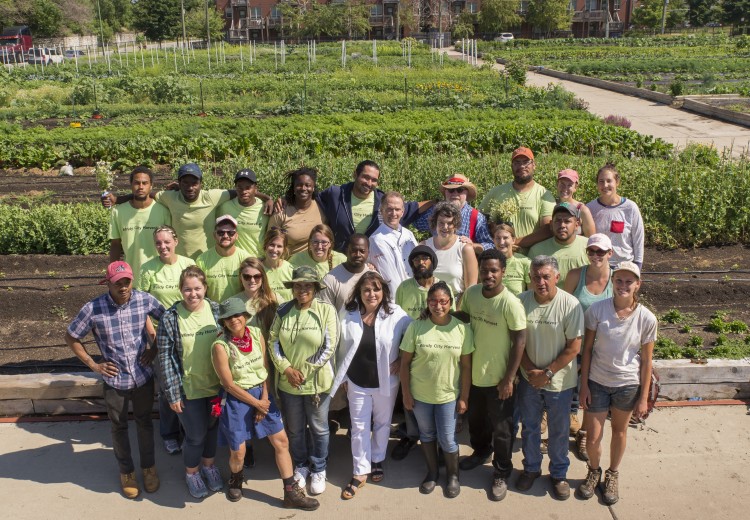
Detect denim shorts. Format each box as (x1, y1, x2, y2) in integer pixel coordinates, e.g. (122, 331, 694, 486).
(587, 380, 640, 413)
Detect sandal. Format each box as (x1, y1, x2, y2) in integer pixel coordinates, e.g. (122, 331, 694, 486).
(341, 477, 365, 500)
(371, 462, 384, 483)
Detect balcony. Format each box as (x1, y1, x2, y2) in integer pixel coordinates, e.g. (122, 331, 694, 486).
(231, 16, 265, 30)
(230, 0, 248, 6)
(369, 15, 395, 27)
(572, 9, 606, 22)
(267, 16, 282, 28)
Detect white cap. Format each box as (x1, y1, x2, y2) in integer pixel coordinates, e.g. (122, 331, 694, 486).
(613, 261, 641, 279)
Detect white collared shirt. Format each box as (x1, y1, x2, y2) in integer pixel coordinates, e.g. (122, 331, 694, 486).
(368, 222, 417, 296)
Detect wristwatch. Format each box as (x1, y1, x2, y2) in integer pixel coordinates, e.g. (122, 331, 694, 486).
(544, 368, 554, 380)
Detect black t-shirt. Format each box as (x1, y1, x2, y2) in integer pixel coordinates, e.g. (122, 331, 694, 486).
(346, 322, 379, 389)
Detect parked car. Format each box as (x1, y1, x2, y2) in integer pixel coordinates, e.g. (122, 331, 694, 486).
(26, 47, 63, 65)
(494, 33, 515, 43)
(63, 49, 85, 60)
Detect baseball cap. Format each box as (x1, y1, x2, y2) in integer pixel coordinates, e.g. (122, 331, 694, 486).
(586, 233, 612, 251)
(552, 202, 580, 219)
(557, 169, 579, 183)
(234, 169, 257, 184)
(100, 261, 133, 285)
(215, 214, 238, 228)
(613, 261, 641, 279)
(511, 147, 534, 161)
(177, 162, 203, 180)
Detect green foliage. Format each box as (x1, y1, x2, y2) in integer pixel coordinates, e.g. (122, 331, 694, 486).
(505, 60, 527, 86)
(654, 338, 684, 359)
(479, 0, 522, 34)
(526, 0, 571, 38)
(686, 335, 704, 347)
(132, 0, 183, 42)
(661, 308, 696, 324)
(150, 75, 192, 104)
(28, 0, 63, 37)
(184, 6, 225, 42)
(633, 0, 687, 29)
(669, 79, 685, 96)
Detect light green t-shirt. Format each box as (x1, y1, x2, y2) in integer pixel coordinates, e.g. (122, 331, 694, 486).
(108, 200, 171, 283)
(527, 236, 589, 287)
(518, 289, 584, 392)
(351, 192, 375, 234)
(137, 255, 195, 309)
(218, 198, 268, 258)
(177, 301, 221, 400)
(460, 284, 526, 387)
(478, 182, 556, 240)
(264, 261, 294, 303)
(399, 317, 474, 404)
(212, 326, 266, 389)
(195, 247, 251, 303)
(289, 250, 347, 279)
(503, 254, 531, 296)
(155, 189, 231, 259)
(395, 278, 456, 321)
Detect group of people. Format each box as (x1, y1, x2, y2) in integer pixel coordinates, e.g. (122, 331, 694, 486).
(66, 149, 655, 509)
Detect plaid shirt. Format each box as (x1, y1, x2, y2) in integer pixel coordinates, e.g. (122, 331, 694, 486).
(414, 203, 495, 251)
(67, 290, 165, 391)
(157, 300, 221, 405)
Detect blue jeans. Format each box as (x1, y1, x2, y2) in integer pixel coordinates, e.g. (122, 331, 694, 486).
(279, 391, 331, 473)
(517, 378, 573, 479)
(412, 399, 458, 454)
(178, 396, 219, 469)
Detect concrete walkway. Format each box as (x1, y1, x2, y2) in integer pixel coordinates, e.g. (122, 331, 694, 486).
(446, 49, 750, 158)
(0, 405, 747, 519)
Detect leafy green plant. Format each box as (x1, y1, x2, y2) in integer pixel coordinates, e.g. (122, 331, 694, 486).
(661, 308, 696, 324)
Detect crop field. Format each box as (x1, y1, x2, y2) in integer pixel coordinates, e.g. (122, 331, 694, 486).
(1, 41, 750, 372)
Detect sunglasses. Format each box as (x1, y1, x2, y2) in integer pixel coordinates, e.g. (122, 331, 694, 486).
(445, 187, 468, 194)
(242, 273, 262, 282)
(216, 230, 236, 237)
(428, 298, 450, 306)
(586, 248, 609, 257)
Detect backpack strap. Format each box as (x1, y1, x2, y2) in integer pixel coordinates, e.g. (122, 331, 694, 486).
(469, 208, 479, 242)
(275, 300, 296, 320)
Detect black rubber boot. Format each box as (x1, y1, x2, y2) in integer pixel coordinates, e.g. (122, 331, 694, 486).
(444, 450, 460, 498)
(227, 470, 243, 502)
(419, 441, 439, 494)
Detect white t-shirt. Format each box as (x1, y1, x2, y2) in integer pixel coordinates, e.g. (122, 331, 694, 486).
(585, 299, 658, 387)
(426, 237, 465, 295)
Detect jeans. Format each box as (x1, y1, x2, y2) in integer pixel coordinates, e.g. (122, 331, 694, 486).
(466, 385, 515, 477)
(279, 391, 331, 473)
(102, 378, 155, 474)
(517, 377, 574, 480)
(412, 399, 459, 454)
(178, 396, 219, 468)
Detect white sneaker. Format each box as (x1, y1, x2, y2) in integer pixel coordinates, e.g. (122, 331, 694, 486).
(309, 470, 326, 495)
(293, 466, 310, 488)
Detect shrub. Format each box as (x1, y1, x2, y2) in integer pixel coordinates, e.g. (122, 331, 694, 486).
(603, 115, 632, 128)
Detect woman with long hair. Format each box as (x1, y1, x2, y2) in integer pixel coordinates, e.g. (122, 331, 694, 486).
(233, 257, 279, 338)
(268, 167, 326, 256)
(490, 222, 530, 296)
(289, 224, 346, 279)
(261, 227, 294, 303)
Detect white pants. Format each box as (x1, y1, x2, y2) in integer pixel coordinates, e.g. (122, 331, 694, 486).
(346, 379, 399, 476)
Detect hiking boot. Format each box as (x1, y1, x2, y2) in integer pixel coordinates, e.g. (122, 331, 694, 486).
(120, 472, 140, 499)
(163, 438, 181, 455)
(575, 430, 589, 461)
(200, 464, 223, 492)
(569, 412, 581, 436)
(185, 472, 208, 499)
(490, 473, 507, 502)
(551, 477, 570, 500)
(391, 437, 418, 461)
(516, 470, 541, 492)
(283, 482, 320, 511)
(309, 470, 326, 495)
(540, 410, 548, 435)
(227, 470, 243, 502)
(459, 450, 491, 471)
(601, 469, 619, 505)
(142, 466, 160, 493)
(577, 465, 602, 500)
(419, 441, 439, 495)
(443, 450, 460, 498)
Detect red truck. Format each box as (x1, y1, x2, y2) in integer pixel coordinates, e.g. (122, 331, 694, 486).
(0, 25, 33, 64)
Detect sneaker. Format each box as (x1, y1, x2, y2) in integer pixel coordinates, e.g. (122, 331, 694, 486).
(551, 478, 570, 500)
(309, 470, 326, 495)
(120, 472, 140, 499)
(142, 466, 160, 493)
(200, 464, 223, 492)
(569, 412, 581, 436)
(577, 465, 602, 500)
(540, 410, 548, 435)
(575, 430, 589, 461)
(516, 470, 541, 491)
(601, 469, 619, 505)
(391, 437, 418, 461)
(293, 466, 310, 488)
(284, 482, 320, 511)
(185, 472, 208, 499)
(163, 438, 181, 455)
(459, 451, 491, 471)
(490, 474, 507, 502)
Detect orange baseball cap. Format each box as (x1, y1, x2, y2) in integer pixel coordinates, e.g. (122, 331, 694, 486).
(511, 147, 534, 161)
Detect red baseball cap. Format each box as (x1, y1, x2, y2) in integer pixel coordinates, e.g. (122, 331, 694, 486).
(557, 169, 579, 183)
(511, 147, 534, 161)
(100, 261, 133, 285)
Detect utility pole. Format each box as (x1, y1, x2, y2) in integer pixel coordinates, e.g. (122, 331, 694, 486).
(661, 0, 669, 35)
(604, 0, 610, 38)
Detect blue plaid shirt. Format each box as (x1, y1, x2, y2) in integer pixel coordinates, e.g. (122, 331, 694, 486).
(414, 203, 495, 251)
(67, 290, 165, 390)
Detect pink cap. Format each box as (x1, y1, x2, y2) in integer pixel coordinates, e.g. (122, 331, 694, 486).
(100, 261, 133, 285)
(557, 169, 579, 183)
(586, 233, 612, 251)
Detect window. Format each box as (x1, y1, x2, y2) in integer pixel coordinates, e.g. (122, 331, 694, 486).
(271, 6, 281, 18)
(520, 1, 529, 13)
(371, 4, 383, 16)
(467, 2, 477, 13)
(249, 6, 261, 19)
(613, 0, 621, 11)
(225, 7, 232, 18)
(239, 8, 247, 18)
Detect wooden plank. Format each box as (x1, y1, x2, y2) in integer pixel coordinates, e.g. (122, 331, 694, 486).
(0, 373, 102, 400)
(659, 382, 750, 401)
(654, 359, 750, 384)
(0, 399, 34, 416)
(32, 399, 107, 415)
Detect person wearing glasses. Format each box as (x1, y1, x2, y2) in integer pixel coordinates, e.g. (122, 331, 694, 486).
(195, 215, 251, 303)
(289, 224, 346, 280)
(399, 281, 473, 499)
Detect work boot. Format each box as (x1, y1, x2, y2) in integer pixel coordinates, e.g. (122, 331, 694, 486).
(602, 469, 620, 505)
(142, 466, 160, 493)
(283, 482, 320, 511)
(577, 465, 602, 500)
(227, 470, 243, 502)
(575, 430, 589, 461)
(490, 473, 508, 502)
(516, 470, 541, 491)
(551, 477, 570, 500)
(459, 450, 491, 471)
(443, 450, 460, 499)
(120, 472, 140, 499)
(569, 411, 581, 436)
(419, 441, 439, 494)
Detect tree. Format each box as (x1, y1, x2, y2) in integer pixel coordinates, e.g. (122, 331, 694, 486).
(185, 6, 224, 42)
(340, 1, 371, 39)
(452, 11, 475, 38)
(93, 0, 133, 33)
(396, 0, 419, 40)
(132, 0, 183, 42)
(722, 0, 750, 25)
(479, 0, 522, 34)
(526, 0, 571, 38)
(632, 0, 687, 29)
(687, 0, 722, 27)
(28, 0, 64, 37)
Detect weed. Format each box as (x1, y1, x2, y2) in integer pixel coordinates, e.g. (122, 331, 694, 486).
(679, 325, 691, 333)
(47, 271, 57, 278)
(49, 306, 67, 320)
(686, 335, 703, 347)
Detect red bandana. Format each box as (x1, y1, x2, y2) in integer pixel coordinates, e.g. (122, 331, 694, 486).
(230, 327, 253, 353)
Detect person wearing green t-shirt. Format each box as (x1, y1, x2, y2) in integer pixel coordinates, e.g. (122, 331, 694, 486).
(458, 249, 526, 502)
(400, 281, 473, 499)
(516, 255, 583, 500)
(491, 222, 531, 296)
(109, 167, 171, 284)
(218, 169, 269, 258)
(261, 227, 294, 303)
(196, 215, 251, 304)
(478, 147, 556, 250)
(527, 202, 589, 287)
(288, 224, 346, 280)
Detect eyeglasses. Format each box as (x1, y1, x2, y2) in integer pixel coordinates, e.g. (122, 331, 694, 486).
(586, 248, 609, 257)
(242, 273, 262, 282)
(445, 187, 467, 194)
(311, 240, 330, 247)
(428, 298, 450, 306)
(216, 230, 236, 237)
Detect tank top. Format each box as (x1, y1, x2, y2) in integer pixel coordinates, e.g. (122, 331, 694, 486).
(426, 236, 465, 295)
(573, 265, 613, 312)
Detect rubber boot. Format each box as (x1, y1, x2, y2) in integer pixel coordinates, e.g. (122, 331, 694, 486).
(419, 441, 439, 494)
(444, 450, 460, 498)
(227, 470, 243, 502)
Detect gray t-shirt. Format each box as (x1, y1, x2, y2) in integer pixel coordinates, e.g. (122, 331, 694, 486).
(319, 264, 368, 311)
(586, 197, 645, 266)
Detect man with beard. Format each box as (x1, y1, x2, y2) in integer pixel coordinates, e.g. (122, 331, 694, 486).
(478, 148, 556, 250)
(196, 215, 251, 303)
(109, 166, 171, 285)
(320, 234, 372, 311)
(528, 203, 589, 287)
(218, 169, 269, 258)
